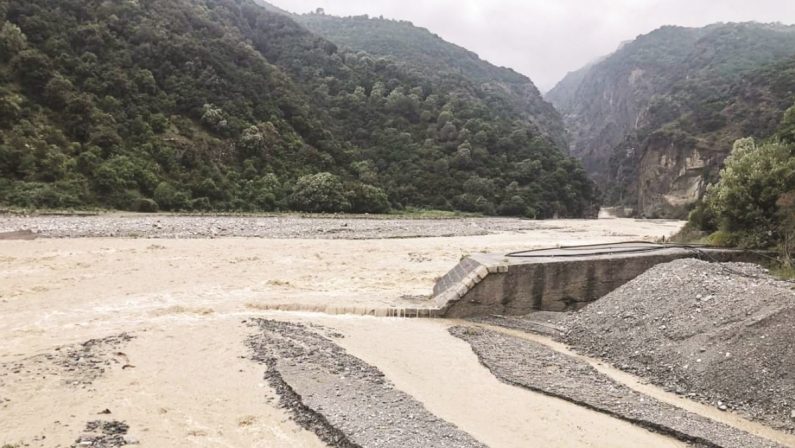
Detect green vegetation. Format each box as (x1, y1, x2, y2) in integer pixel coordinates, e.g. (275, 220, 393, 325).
(0, 0, 598, 218)
(686, 107, 795, 266)
(548, 23, 795, 217)
(607, 25, 795, 209)
(293, 9, 567, 148)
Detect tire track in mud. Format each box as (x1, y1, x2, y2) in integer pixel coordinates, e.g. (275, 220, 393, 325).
(246, 319, 485, 448)
(449, 325, 788, 448)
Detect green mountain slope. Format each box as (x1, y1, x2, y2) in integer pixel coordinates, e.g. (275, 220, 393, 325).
(547, 23, 795, 217)
(0, 0, 597, 217)
(291, 10, 568, 150)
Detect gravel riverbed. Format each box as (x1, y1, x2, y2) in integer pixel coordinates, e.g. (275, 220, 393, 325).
(451, 325, 787, 448)
(247, 319, 485, 448)
(0, 213, 685, 240)
(0, 214, 544, 239)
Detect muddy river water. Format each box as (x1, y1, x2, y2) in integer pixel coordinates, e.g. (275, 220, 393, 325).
(2, 217, 791, 447)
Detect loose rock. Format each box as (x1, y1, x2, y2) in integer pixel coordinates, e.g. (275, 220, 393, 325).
(563, 259, 795, 431)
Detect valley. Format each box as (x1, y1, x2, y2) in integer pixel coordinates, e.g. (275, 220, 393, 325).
(1, 1, 795, 447)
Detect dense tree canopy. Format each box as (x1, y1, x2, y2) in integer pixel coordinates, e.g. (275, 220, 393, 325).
(0, 0, 598, 217)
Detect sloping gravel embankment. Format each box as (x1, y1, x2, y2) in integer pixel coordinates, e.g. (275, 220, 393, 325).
(563, 259, 795, 432)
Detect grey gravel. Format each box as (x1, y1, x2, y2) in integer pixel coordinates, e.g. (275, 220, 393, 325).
(246, 319, 485, 448)
(470, 312, 567, 337)
(72, 420, 131, 447)
(563, 258, 795, 432)
(0, 333, 134, 389)
(0, 214, 539, 239)
(450, 325, 786, 448)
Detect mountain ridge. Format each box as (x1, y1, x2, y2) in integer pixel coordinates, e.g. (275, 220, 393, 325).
(547, 21, 795, 217)
(281, 7, 568, 150)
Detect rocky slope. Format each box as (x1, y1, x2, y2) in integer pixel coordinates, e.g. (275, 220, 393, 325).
(563, 259, 795, 432)
(547, 23, 795, 217)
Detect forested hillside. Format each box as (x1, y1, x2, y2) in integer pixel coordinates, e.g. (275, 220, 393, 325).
(293, 10, 567, 148)
(547, 23, 795, 218)
(0, 0, 598, 218)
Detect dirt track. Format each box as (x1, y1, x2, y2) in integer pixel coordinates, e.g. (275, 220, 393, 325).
(2, 215, 791, 447)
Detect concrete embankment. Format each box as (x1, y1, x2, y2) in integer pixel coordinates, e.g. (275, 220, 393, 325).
(431, 243, 767, 317)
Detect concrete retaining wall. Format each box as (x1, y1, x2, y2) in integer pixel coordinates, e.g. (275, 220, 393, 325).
(433, 247, 767, 318)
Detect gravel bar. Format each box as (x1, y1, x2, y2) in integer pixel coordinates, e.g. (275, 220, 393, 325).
(450, 325, 786, 448)
(0, 215, 539, 239)
(247, 319, 485, 448)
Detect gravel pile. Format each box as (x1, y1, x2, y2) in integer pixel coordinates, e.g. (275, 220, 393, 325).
(73, 420, 134, 447)
(0, 333, 134, 389)
(246, 319, 485, 448)
(451, 325, 786, 448)
(0, 214, 535, 239)
(563, 259, 795, 431)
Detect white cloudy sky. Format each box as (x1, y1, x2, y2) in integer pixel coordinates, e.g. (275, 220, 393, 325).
(268, 0, 795, 91)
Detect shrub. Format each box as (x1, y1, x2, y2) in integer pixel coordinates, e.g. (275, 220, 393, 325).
(497, 195, 529, 217)
(241, 174, 281, 211)
(154, 181, 189, 211)
(93, 156, 138, 194)
(452, 193, 495, 215)
(702, 138, 795, 247)
(706, 230, 737, 247)
(2, 180, 86, 209)
(347, 183, 390, 213)
(190, 197, 211, 211)
(131, 197, 159, 213)
(290, 172, 350, 213)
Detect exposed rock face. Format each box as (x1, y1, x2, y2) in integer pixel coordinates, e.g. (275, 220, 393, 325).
(548, 23, 795, 217)
(635, 136, 709, 218)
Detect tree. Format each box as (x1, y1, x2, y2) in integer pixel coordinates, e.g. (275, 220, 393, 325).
(703, 138, 795, 247)
(778, 105, 795, 144)
(290, 172, 350, 213)
(0, 22, 27, 61)
(200, 104, 227, 133)
(12, 49, 51, 91)
(0, 90, 22, 127)
(348, 183, 390, 213)
(154, 182, 190, 211)
(44, 74, 75, 110)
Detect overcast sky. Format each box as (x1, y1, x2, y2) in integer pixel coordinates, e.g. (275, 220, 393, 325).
(268, 0, 795, 91)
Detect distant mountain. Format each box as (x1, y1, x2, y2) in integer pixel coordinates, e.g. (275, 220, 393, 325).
(547, 23, 795, 217)
(0, 0, 597, 217)
(291, 10, 568, 150)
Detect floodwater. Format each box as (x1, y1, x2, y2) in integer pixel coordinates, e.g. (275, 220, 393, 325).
(6, 217, 778, 447)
